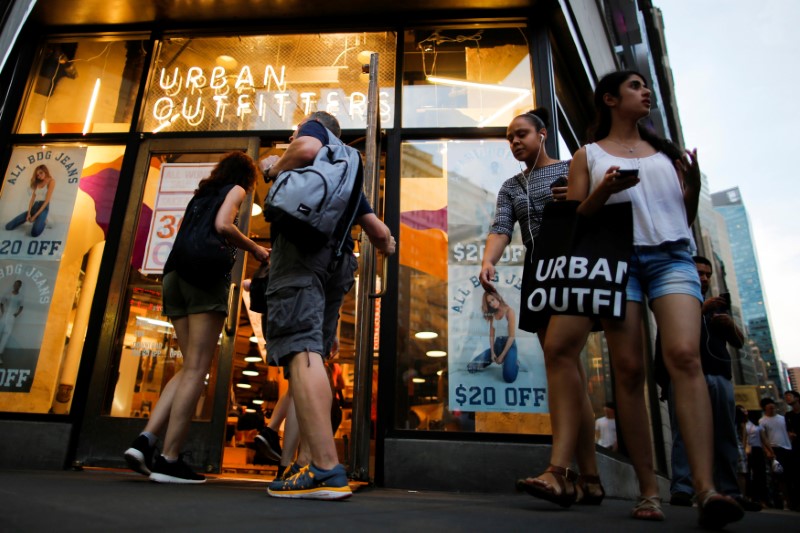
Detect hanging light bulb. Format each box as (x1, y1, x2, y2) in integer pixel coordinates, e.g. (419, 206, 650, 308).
(242, 362, 260, 377)
(244, 343, 262, 363)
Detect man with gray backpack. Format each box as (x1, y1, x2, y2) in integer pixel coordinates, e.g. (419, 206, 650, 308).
(258, 111, 395, 500)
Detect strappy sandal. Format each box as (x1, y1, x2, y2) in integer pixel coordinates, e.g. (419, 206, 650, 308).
(575, 474, 605, 505)
(631, 495, 665, 521)
(697, 490, 744, 529)
(516, 464, 578, 508)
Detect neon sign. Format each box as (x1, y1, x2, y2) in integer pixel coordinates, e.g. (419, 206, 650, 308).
(149, 65, 393, 131)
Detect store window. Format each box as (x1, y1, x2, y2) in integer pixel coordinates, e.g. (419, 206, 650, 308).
(402, 27, 535, 128)
(396, 136, 615, 434)
(141, 32, 397, 133)
(0, 144, 124, 413)
(16, 37, 149, 135)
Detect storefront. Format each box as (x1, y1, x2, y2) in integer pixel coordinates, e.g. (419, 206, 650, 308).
(0, 0, 678, 495)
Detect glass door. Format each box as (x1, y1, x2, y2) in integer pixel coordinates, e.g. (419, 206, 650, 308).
(76, 137, 259, 473)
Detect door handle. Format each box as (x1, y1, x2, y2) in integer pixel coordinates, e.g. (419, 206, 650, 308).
(225, 282, 236, 334)
(369, 252, 388, 299)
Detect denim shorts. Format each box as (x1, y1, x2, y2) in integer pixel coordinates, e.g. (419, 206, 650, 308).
(625, 240, 702, 304)
(265, 234, 357, 375)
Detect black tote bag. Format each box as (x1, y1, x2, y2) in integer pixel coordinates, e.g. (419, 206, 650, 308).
(519, 200, 633, 330)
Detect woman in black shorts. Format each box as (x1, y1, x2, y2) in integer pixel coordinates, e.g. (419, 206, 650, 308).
(124, 152, 269, 483)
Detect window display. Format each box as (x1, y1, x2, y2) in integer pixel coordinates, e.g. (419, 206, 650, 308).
(0, 144, 125, 414)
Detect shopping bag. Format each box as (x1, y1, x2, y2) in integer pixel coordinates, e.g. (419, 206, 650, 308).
(519, 200, 633, 329)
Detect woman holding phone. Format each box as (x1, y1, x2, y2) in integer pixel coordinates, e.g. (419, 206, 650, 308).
(519, 70, 743, 528)
(480, 108, 605, 506)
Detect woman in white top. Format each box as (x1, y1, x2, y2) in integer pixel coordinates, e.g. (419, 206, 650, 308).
(5, 164, 55, 237)
(522, 70, 742, 527)
(467, 290, 518, 383)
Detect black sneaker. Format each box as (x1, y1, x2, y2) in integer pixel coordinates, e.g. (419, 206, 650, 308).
(124, 434, 156, 476)
(149, 454, 206, 484)
(254, 427, 282, 462)
(670, 491, 694, 507)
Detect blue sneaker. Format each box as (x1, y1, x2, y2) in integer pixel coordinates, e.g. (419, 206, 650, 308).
(271, 461, 301, 485)
(267, 463, 351, 500)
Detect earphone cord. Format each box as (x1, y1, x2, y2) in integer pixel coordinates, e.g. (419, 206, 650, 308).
(520, 143, 543, 263)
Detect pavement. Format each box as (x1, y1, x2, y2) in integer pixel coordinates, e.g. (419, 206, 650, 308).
(1, 468, 796, 532)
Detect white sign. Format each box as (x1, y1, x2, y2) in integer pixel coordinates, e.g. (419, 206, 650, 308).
(141, 163, 216, 275)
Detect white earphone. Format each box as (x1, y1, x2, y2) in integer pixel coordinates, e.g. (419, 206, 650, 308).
(540, 134, 544, 142)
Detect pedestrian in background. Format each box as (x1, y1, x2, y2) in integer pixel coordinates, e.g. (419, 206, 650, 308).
(124, 152, 269, 483)
(595, 402, 617, 452)
(760, 397, 793, 509)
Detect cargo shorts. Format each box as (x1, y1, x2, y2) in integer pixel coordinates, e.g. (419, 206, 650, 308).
(265, 233, 357, 376)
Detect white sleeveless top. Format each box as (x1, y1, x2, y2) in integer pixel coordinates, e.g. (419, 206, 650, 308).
(585, 143, 694, 247)
(492, 312, 510, 338)
(34, 184, 48, 202)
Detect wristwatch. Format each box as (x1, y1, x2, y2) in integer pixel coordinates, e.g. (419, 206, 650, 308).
(263, 163, 274, 180)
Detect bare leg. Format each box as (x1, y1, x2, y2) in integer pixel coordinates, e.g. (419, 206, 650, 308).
(523, 315, 593, 493)
(142, 315, 191, 437)
(280, 395, 301, 466)
(288, 351, 338, 470)
(161, 312, 225, 459)
(651, 294, 715, 495)
(575, 363, 600, 477)
(537, 325, 599, 480)
(602, 302, 659, 499)
(268, 392, 292, 431)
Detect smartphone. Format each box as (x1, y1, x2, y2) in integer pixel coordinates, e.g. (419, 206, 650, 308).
(720, 292, 731, 306)
(616, 169, 639, 179)
(550, 175, 568, 189)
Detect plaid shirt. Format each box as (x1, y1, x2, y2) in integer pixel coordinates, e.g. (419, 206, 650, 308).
(489, 160, 570, 249)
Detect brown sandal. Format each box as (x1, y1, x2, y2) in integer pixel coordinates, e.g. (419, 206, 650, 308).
(576, 474, 605, 505)
(697, 490, 744, 529)
(631, 495, 665, 521)
(516, 464, 578, 508)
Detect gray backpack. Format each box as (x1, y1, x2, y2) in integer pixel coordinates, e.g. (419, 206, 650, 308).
(264, 127, 363, 256)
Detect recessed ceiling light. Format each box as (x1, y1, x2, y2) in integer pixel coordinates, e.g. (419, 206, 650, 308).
(426, 350, 447, 357)
(414, 331, 438, 340)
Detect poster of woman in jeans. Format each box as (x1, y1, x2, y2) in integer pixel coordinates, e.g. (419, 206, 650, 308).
(0, 146, 85, 260)
(466, 290, 518, 383)
(446, 140, 547, 414)
(5, 165, 56, 238)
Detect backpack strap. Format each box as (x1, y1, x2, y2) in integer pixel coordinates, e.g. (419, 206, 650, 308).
(329, 152, 364, 270)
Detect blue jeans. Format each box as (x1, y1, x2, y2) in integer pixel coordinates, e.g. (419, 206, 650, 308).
(5, 201, 49, 237)
(468, 336, 518, 383)
(669, 374, 740, 497)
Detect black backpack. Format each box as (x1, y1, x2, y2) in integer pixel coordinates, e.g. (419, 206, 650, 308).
(166, 183, 235, 287)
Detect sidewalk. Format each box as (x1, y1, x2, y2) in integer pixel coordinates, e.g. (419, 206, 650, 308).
(1, 469, 795, 532)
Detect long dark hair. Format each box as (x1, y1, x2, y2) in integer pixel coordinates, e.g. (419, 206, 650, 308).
(196, 151, 258, 196)
(589, 70, 682, 161)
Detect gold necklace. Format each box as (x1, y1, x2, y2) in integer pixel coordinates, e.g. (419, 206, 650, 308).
(607, 138, 641, 153)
